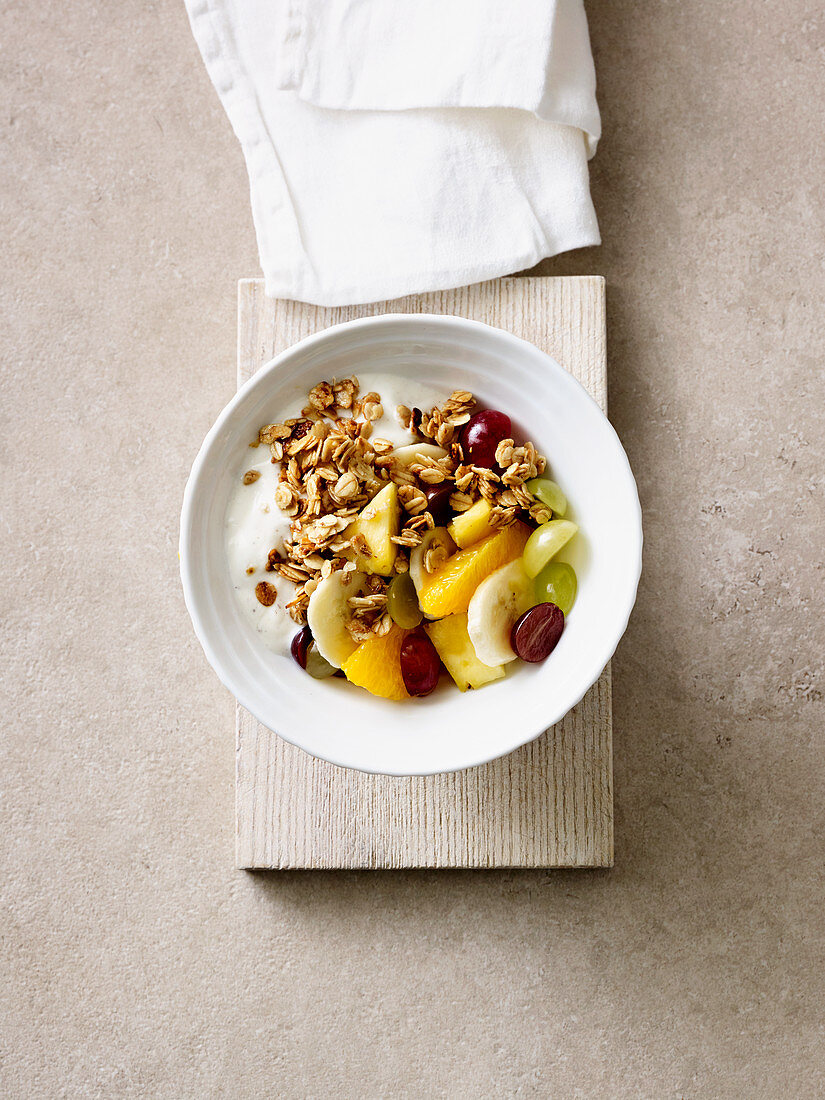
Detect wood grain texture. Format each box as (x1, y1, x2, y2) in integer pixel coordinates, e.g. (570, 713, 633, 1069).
(235, 277, 612, 869)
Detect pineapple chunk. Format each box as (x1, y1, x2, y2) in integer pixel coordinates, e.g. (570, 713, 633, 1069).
(448, 498, 496, 548)
(344, 482, 399, 574)
(425, 614, 505, 692)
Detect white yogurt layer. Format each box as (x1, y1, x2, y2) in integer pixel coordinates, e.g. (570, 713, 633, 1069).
(224, 372, 450, 656)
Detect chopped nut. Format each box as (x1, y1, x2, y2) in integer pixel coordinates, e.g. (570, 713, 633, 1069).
(333, 377, 359, 409)
(435, 421, 456, 447)
(246, 566, 256, 575)
(308, 381, 335, 410)
(242, 469, 261, 485)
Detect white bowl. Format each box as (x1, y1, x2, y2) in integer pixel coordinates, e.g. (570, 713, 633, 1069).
(180, 315, 642, 776)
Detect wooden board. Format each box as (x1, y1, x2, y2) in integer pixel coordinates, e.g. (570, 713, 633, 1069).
(235, 276, 612, 869)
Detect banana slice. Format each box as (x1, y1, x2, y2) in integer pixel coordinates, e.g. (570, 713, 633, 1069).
(409, 526, 456, 597)
(306, 569, 367, 668)
(390, 442, 448, 467)
(467, 559, 534, 666)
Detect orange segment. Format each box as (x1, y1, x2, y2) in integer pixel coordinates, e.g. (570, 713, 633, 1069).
(418, 522, 531, 617)
(341, 624, 409, 701)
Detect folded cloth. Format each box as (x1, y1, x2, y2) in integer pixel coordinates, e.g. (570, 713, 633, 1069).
(185, 0, 601, 306)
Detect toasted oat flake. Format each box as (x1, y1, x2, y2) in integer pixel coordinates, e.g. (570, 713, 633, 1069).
(265, 548, 283, 572)
(259, 423, 291, 444)
(350, 532, 372, 558)
(392, 529, 423, 548)
(398, 485, 428, 515)
(347, 593, 387, 612)
(449, 490, 475, 513)
(248, 378, 549, 648)
(424, 545, 449, 574)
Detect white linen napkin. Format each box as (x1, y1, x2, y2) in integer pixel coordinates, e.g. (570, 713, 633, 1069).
(185, 0, 601, 306)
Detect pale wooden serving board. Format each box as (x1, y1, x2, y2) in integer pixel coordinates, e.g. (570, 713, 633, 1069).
(236, 276, 612, 869)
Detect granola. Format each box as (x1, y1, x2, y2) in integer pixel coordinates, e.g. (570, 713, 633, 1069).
(247, 377, 554, 631)
(233, 374, 579, 699)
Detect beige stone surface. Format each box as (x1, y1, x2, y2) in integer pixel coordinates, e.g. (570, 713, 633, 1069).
(1, 1, 823, 1096)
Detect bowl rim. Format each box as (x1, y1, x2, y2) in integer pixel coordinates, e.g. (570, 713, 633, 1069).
(180, 312, 643, 775)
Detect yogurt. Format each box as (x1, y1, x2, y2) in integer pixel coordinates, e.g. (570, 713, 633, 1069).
(224, 372, 450, 655)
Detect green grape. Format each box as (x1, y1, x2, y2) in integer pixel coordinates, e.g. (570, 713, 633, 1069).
(525, 477, 567, 517)
(387, 571, 423, 629)
(534, 561, 577, 617)
(306, 644, 338, 679)
(523, 519, 578, 578)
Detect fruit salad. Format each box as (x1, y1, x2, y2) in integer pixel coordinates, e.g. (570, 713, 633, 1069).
(232, 377, 580, 700)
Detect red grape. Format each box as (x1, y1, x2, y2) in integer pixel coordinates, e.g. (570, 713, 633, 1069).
(400, 629, 441, 697)
(425, 484, 453, 525)
(290, 625, 312, 669)
(511, 603, 564, 663)
(459, 410, 512, 468)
